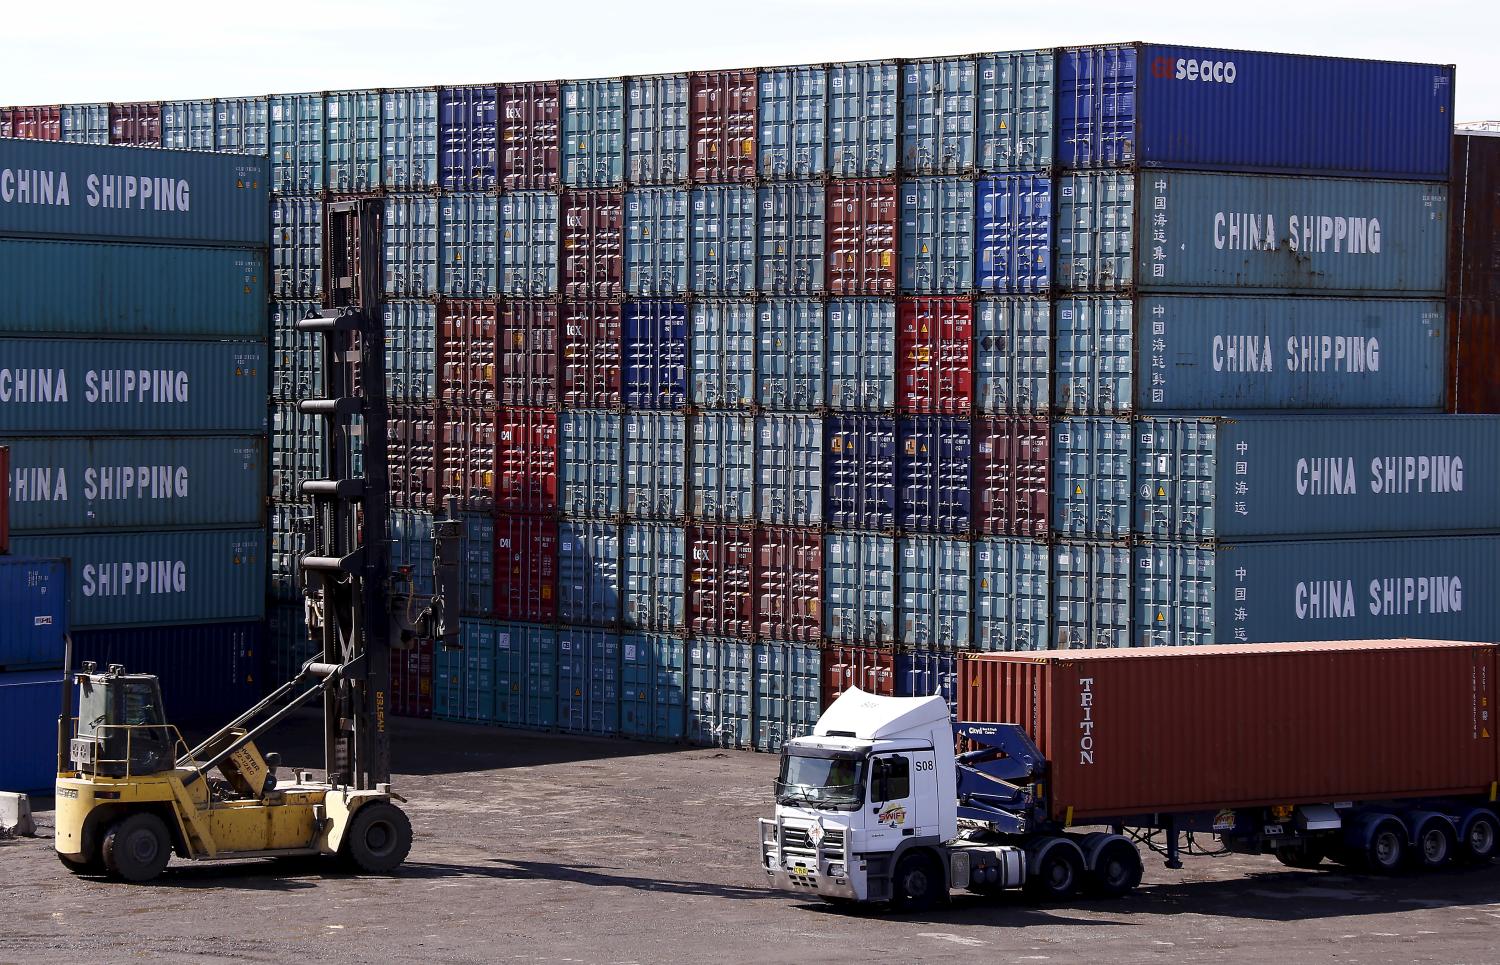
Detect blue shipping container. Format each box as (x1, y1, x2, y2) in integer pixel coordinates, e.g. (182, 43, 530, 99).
(440, 193, 498, 298)
(1056, 295, 1447, 414)
(1053, 540, 1132, 649)
(974, 537, 1051, 651)
(61, 103, 110, 145)
(215, 97, 269, 156)
(897, 416, 971, 534)
(70, 621, 264, 723)
(620, 633, 686, 741)
(1055, 171, 1448, 295)
(975, 174, 1051, 293)
(459, 512, 494, 617)
(439, 86, 497, 192)
(1058, 43, 1453, 180)
(0, 670, 62, 794)
(495, 620, 558, 728)
(559, 410, 622, 518)
(623, 301, 687, 409)
(758, 183, 824, 295)
(828, 62, 898, 178)
(0, 138, 266, 247)
(759, 66, 827, 180)
(562, 79, 626, 188)
(2, 436, 265, 533)
(269, 93, 324, 194)
(382, 88, 439, 191)
(383, 301, 437, 402)
(899, 535, 971, 649)
(823, 533, 896, 646)
(900, 177, 974, 293)
(691, 186, 757, 296)
(902, 57, 978, 175)
(557, 627, 620, 735)
(974, 297, 1050, 414)
(1052, 418, 1132, 538)
(162, 99, 215, 152)
(622, 523, 685, 631)
(384, 194, 440, 298)
(0, 338, 266, 436)
(623, 413, 686, 518)
(0, 239, 265, 339)
(0, 558, 67, 670)
(627, 74, 690, 185)
(692, 301, 755, 408)
(625, 188, 689, 296)
(272, 195, 322, 299)
(826, 299, 895, 410)
(8, 529, 265, 629)
(691, 413, 756, 523)
(687, 638, 753, 748)
(324, 89, 382, 194)
(558, 521, 622, 626)
(500, 192, 559, 296)
(754, 642, 821, 752)
(976, 49, 1054, 172)
(894, 649, 956, 716)
(757, 414, 822, 528)
(757, 299, 824, 409)
(824, 415, 896, 531)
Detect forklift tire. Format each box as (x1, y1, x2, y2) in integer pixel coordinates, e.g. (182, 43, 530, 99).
(102, 813, 172, 883)
(891, 851, 946, 912)
(56, 849, 105, 876)
(1085, 839, 1144, 898)
(342, 802, 413, 874)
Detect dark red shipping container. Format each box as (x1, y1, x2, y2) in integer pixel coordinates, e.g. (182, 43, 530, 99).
(688, 524, 755, 639)
(899, 297, 973, 414)
(109, 102, 162, 146)
(500, 82, 560, 191)
(0, 109, 12, 139)
(561, 301, 623, 408)
(958, 641, 1500, 822)
(494, 513, 558, 623)
(689, 70, 756, 183)
(438, 299, 498, 410)
(562, 191, 625, 300)
(387, 404, 437, 510)
(389, 632, 434, 719)
(821, 644, 896, 708)
(1448, 132, 1500, 413)
(0, 444, 9, 554)
(498, 300, 559, 408)
(11, 105, 61, 141)
(826, 179, 897, 296)
(496, 408, 557, 512)
(755, 526, 822, 642)
(973, 416, 1049, 537)
(438, 408, 495, 513)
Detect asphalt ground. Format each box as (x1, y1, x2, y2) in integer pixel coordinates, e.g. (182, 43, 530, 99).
(3, 715, 1499, 965)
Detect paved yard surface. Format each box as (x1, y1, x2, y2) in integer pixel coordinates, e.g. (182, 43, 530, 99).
(3, 715, 1498, 964)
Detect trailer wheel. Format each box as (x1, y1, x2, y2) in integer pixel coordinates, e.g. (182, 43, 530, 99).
(343, 802, 413, 874)
(1461, 812, 1500, 864)
(1362, 821, 1407, 874)
(1085, 839, 1143, 898)
(1411, 821, 1455, 870)
(1025, 841, 1085, 902)
(101, 813, 172, 883)
(892, 851, 945, 912)
(1274, 841, 1325, 869)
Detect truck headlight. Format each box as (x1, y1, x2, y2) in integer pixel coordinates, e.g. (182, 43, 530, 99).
(829, 863, 845, 878)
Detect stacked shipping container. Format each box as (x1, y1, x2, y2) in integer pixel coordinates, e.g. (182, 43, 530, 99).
(16, 41, 1481, 752)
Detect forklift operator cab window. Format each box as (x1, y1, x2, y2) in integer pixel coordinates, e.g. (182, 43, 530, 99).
(871, 756, 910, 804)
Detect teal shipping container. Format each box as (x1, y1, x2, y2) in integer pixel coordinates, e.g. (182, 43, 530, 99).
(1056, 171, 1447, 295)
(620, 633, 686, 741)
(6, 528, 265, 629)
(0, 338, 267, 435)
(0, 138, 266, 247)
(0, 239, 265, 339)
(1, 436, 265, 533)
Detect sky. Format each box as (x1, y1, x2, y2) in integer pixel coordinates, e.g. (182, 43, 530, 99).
(1, 0, 1497, 121)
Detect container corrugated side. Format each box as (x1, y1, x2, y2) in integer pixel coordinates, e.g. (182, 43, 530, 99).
(0, 557, 67, 669)
(0, 138, 266, 246)
(2, 436, 265, 533)
(0, 670, 63, 793)
(0, 239, 266, 339)
(8, 529, 264, 629)
(1058, 44, 1453, 180)
(70, 621, 264, 723)
(0, 338, 266, 435)
(958, 641, 1497, 822)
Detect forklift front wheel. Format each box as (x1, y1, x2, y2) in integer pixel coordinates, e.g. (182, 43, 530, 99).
(102, 813, 172, 883)
(342, 802, 413, 874)
(56, 849, 106, 876)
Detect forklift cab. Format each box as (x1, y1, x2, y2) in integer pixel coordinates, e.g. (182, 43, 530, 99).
(69, 663, 178, 779)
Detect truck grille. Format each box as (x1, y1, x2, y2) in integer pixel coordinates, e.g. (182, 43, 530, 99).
(781, 824, 845, 860)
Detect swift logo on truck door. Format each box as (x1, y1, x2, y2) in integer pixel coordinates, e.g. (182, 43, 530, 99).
(1152, 56, 1237, 84)
(1079, 677, 1096, 764)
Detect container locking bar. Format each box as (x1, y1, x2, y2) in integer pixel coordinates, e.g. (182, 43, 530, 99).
(299, 397, 364, 417)
(301, 479, 366, 500)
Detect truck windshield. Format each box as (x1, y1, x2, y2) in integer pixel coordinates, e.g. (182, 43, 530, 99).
(776, 752, 865, 810)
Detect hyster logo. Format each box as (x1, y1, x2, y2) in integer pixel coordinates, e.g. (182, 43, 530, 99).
(1153, 56, 1238, 84)
(1079, 677, 1096, 764)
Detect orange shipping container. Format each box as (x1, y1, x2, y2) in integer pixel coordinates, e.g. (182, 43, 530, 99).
(958, 641, 1500, 822)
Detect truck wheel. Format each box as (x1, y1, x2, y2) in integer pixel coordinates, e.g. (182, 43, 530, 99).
(1275, 841, 1325, 869)
(1085, 839, 1143, 898)
(1411, 822, 1455, 870)
(101, 813, 171, 883)
(343, 802, 413, 874)
(892, 852, 945, 912)
(1025, 842, 1085, 902)
(1461, 812, 1500, 864)
(1362, 821, 1407, 874)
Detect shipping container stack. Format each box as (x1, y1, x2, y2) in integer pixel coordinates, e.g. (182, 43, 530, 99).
(0, 138, 269, 731)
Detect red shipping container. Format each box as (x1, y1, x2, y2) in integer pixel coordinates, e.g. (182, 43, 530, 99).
(899, 297, 973, 414)
(496, 408, 557, 512)
(387, 404, 437, 510)
(821, 644, 896, 708)
(438, 408, 495, 513)
(500, 82, 560, 190)
(755, 527, 822, 642)
(1449, 133, 1500, 414)
(560, 301, 623, 408)
(688, 524, 755, 639)
(958, 641, 1500, 822)
(826, 179, 897, 296)
(973, 416, 1050, 537)
(0, 109, 12, 139)
(689, 70, 756, 183)
(562, 191, 624, 300)
(438, 299, 497, 409)
(498, 301, 559, 408)
(110, 102, 161, 146)
(0, 445, 9, 554)
(389, 631, 434, 719)
(494, 514, 558, 622)
(12, 106, 61, 141)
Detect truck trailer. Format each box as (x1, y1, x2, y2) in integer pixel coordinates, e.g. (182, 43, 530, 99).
(759, 640, 1500, 908)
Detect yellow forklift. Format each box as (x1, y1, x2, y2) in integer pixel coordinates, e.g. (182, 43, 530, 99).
(54, 201, 459, 882)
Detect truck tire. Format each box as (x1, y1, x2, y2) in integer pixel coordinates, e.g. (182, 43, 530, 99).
(1025, 840, 1085, 902)
(1411, 821, 1455, 870)
(1362, 820, 1407, 874)
(101, 813, 172, 883)
(892, 852, 945, 912)
(1275, 841, 1325, 869)
(1085, 839, 1143, 898)
(342, 801, 413, 874)
(1461, 812, 1500, 864)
